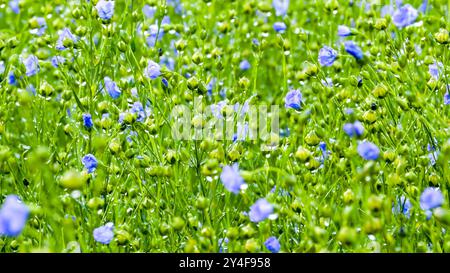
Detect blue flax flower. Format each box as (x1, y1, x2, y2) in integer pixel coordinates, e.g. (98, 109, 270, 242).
(357, 141, 380, 160)
(82, 154, 98, 173)
(344, 41, 363, 60)
(30, 17, 47, 36)
(23, 55, 39, 77)
(144, 60, 161, 79)
(131, 101, 146, 122)
(96, 0, 115, 20)
(0, 195, 29, 237)
(284, 89, 302, 110)
(392, 4, 418, 28)
(83, 113, 93, 129)
(318, 46, 337, 67)
(273, 22, 287, 33)
(220, 163, 246, 194)
(343, 121, 364, 137)
(93, 222, 114, 244)
(143, 4, 156, 18)
(249, 198, 273, 223)
(429, 62, 442, 80)
(239, 60, 251, 71)
(265, 237, 281, 253)
(273, 0, 289, 17)
(420, 187, 443, 211)
(9, 0, 19, 14)
(104, 76, 121, 99)
(338, 25, 352, 37)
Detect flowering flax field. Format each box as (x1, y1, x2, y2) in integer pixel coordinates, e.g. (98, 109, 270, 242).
(0, 0, 449, 254)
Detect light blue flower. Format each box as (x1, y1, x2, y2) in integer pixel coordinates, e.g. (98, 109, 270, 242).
(419, 0, 428, 13)
(218, 238, 229, 253)
(0, 195, 29, 237)
(239, 59, 251, 71)
(273, 0, 289, 17)
(146, 17, 169, 47)
(249, 198, 273, 223)
(338, 25, 351, 37)
(273, 22, 287, 33)
(160, 55, 175, 71)
(93, 222, 114, 244)
(381, 5, 395, 17)
(9, 0, 19, 14)
(343, 121, 364, 137)
(104, 76, 121, 99)
(83, 113, 93, 129)
(30, 17, 47, 36)
(233, 122, 249, 142)
(96, 0, 115, 20)
(264, 237, 280, 253)
(131, 101, 146, 122)
(23, 55, 39, 77)
(344, 41, 364, 60)
(82, 154, 98, 173)
(144, 60, 161, 79)
(321, 77, 333, 87)
(429, 62, 442, 80)
(284, 89, 302, 110)
(143, 4, 156, 18)
(206, 77, 216, 96)
(420, 187, 443, 211)
(428, 150, 439, 166)
(357, 141, 380, 160)
(445, 91, 450, 105)
(392, 4, 418, 28)
(318, 46, 337, 67)
(220, 163, 246, 194)
(211, 101, 227, 119)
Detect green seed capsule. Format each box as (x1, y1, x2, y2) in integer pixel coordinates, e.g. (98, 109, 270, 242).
(374, 18, 388, 30)
(60, 169, 87, 190)
(117, 41, 127, 52)
(295, 147, 311, 162)
(363, 110, 377, 124)
(192, 51, 203, 65)
(245, 239, 259, 252)
(175, 39, 187, 51)
(240, 224, 256, 239)
(116, 230, 131, 245)
(195, 196, 208, 210)
(172, 217, 185, 230)
(187, 76, 199, 90)
(434, 28, 449, 44)
(368, 195, 382, 212)
(238, 77, 250, 90)
(372, 84, 388, 98)
(226, 227, 239, 240)
(343, 189, 355, 204)
(337, 227, 357, 246)
(109, 140, 121, 154)
(87, 197, 104, 209)
(434, 208, 450, 226)
(305, 131, 320, 146)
